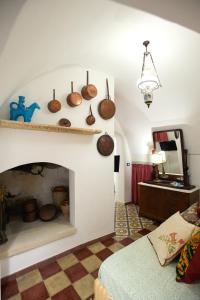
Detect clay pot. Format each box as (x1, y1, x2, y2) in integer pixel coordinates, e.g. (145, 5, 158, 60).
(39, 204, 57, 222)
(60, 200, 69, 219)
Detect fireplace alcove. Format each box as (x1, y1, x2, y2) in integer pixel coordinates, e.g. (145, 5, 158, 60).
(0, 162, 76, 259)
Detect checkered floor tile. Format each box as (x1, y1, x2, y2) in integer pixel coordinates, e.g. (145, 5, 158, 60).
(1, 203, 157, 300)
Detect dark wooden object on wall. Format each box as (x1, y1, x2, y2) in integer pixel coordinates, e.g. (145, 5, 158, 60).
(138, 183, 199, 222)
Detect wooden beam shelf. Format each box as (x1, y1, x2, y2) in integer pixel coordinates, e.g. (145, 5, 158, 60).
(0, 120, 102, 135)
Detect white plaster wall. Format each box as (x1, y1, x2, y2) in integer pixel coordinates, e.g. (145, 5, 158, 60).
(0, 66, 115, 277)
(115, 120, 132, 203)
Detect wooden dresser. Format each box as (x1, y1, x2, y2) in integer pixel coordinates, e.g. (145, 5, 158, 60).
(138, 182, 199, 222)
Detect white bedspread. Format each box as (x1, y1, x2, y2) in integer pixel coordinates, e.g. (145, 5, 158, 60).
(99, 236, 200, 300)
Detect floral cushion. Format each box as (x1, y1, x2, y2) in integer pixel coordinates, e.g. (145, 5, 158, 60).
(148, 212, 196, 266)
(181, 202, 199, 225)
(176, 227, 200, 283)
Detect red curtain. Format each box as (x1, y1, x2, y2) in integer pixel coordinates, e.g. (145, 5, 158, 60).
(132, 164, 153, 205)
(154, 132, 168, 142)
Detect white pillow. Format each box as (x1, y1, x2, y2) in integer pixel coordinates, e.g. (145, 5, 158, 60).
(148, 212, 196, 266)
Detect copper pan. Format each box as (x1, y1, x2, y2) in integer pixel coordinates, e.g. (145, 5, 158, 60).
(67, 81, 82, 107)
(97, 133, 114, 156)
(81, 71, 97, 100)
(86, 105, 95, 125)
(48, 89, 61, 113)
(98, 79, 116, 120)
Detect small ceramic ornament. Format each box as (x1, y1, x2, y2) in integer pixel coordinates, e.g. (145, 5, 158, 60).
(10, 96, 40, 122)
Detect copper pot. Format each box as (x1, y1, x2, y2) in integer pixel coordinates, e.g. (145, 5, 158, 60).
(98, 79, 116, 120)
(81, 71, 97, 100)
(48, 89, 61, 113)
(86, 105, 95, 125)
(67, 81, 82, 107)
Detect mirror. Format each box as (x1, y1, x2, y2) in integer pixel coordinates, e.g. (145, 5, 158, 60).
(152, 129, 189, 187)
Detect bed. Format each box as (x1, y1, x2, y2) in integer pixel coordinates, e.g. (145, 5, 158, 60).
(95, 235, 200, 300)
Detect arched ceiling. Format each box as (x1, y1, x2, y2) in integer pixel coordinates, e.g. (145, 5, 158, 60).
(0, 0, 200, 156)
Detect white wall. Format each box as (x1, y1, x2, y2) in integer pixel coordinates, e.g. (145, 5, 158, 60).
(0, 66, 115, 277)
(114, 120, 132, 203)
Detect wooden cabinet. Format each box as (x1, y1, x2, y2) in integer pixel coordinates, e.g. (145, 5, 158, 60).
(138, 182, 199, 222)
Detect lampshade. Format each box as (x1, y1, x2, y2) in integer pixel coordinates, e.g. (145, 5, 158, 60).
(159, 151, 166, 163)
(138, 41, 161, 108)
(137, 74, 160, 93)
(151, 151, 166, 164)
(151, 153, 163, 164)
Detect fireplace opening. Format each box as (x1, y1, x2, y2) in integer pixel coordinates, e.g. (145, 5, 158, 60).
(0, 162, 76, 258)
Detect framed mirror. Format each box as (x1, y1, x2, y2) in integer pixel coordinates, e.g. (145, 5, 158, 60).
(152, 129, 190, 188)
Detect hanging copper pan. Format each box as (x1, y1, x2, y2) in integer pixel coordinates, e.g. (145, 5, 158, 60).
(48, 89, 61, 113)
(86, 105, 95, 125)
(67, 81, 82, 107)
(98, 78, 116, 120)
(97, 133, 114, 156)
(81, 71, 97, 100)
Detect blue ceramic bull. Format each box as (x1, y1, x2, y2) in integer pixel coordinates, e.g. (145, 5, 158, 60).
(10, 96, 40, 122)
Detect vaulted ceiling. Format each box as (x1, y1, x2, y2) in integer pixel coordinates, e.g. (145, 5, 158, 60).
(0, 0, 200, 157)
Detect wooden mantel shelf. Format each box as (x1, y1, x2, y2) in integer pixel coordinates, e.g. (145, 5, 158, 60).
(0, 119, 102, 135)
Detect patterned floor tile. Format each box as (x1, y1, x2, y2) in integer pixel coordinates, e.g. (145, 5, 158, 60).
(57, 254, 78, 270)
(91, 270, 99, 279)
(115, 221, 128, 228)
(87, 242, 105, 254)
(17, 270, 42, 293)
(95, 248, 113, 261)
(44, 271, 70, 297)
(115, 227, 129, 236)
(129, 231, 143, 240)
(20, 282, 48, 300)
(65, 263, 88, 283)
(101, 237, 115, 247)
(81, 255, 101, 273)
(52, 285, 81, 300)
(115, 215, 127, 221)
(39, 261, 61, 280)
(73, 274, 94, 300)
(108, 242, 124, 253)
(73, 248, 93, 261)
(6, 294, 22, 300)
(143, 224, 158, 231)
(120, 237, 134, 246)
(138, 228, 151, 236)
(2, 203, 158, 300)
(1, 279, 19, 300)
(128, 221, 141, 228)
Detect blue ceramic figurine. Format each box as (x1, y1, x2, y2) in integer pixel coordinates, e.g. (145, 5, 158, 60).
(10, 96, 40, 122)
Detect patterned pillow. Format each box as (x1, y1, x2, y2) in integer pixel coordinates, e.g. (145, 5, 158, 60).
(148, 212, 196, 266)
(181, 202, 199, 224)
(176, 227, 200, 283)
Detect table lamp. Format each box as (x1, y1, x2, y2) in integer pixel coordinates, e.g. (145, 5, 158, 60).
(151, 152, 163, 182)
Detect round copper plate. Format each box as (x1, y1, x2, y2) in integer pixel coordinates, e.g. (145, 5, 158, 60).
(98, 99, 116, 120)
(97, 134, 114, 156)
